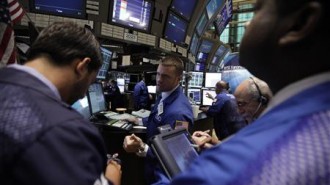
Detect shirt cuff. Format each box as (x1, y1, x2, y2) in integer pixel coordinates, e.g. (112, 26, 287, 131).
(136, 144, 149, 157)
(137, 118, 143, 126)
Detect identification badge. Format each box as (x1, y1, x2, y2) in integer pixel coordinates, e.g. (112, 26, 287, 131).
(175, 120, 189, 130)
(158, 102, 164, 116)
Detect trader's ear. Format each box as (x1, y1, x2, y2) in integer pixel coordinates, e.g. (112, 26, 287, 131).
(279, 2, 322, 46)
(75, 57, 91, 79)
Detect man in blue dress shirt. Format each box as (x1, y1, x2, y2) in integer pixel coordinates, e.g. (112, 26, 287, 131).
(133, 75, 150, 110)
(123, 56, 194, 184)
(200, 80, 245, 140)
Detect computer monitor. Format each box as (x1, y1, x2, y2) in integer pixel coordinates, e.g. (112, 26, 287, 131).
(206, 0, 224, 19)
(202, 89, 217, 106)
(214, 0, 232, 36)
(150, 128, 199, 179)
(164, 11, 188, 46)
(170, 0, 197, 20)
(96, 47, 112, 80)
(188, 71, 204, 88)
(117, 78, 125, 86)
(87, 83, 107, 114)
(29, 0, 86, 19)
(205, 72, 222, 88)
(194, 62, 205, 72)
(189, 33, 199, 55)
(196, 11, 208, 36)
(199, 40, 214, 53)
(147, 85, 157, 94)
(188, 88, 201, 104)
(109, 0, 154, 32)
(72, 95, 91, 119)
(196, 52, 209, 63)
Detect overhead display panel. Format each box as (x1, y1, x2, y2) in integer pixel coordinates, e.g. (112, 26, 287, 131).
(170, 0, 198, 21)
(109, 0, 154, 32)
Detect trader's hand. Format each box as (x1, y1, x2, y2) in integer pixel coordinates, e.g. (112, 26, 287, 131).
(192, 130, 219, 149)
(192, 130, 212, 146)
(125, 116, 139, 125)
(123, 134, 144, 153)
(200, 107, 209, 112)
(105, 160, 122, 185)
(206, 93, 214, 100)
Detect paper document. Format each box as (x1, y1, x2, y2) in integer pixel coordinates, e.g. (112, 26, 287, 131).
(132, 109, 151, 118)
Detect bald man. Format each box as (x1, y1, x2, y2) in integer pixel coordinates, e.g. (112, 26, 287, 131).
(200, 81, 245, 140)
(234, 77, 273, 124)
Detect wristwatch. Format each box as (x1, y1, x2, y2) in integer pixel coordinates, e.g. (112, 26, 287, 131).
(138, 142, 146, 153)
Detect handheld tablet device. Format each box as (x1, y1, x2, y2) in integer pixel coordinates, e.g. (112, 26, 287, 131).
(150, 128, 199, 179)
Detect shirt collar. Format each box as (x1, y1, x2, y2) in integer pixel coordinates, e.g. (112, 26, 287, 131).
(161, 84, 180, 102)
(261, 71, 330, 116)
(8, 64, 62, 100)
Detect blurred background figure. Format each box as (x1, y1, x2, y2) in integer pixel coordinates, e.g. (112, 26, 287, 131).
(133, 74, 151, 110)
(104, 79, 122, 111)
(200, 80, 245, 140)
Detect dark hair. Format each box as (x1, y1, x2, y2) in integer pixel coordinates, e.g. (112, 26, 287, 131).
(160, 56, 184, 76)
(26, 22, 102, 72)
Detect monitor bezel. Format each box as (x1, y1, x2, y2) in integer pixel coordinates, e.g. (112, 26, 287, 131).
(87, 82, 107, 115)
(163, 10, 189, 47)
(150, 128, 199, 179)
(108, 0, 155, 33)
(29, 0, 87, 19)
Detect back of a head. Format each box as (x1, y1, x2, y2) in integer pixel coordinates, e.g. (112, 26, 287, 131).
(239, 0, 330, 94)
(216, 81, 229, 92)
(26, 22, 102, 72)
(160, 56, 184, 77)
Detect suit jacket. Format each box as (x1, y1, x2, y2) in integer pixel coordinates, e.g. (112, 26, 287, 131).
(0, 68, 111, 185)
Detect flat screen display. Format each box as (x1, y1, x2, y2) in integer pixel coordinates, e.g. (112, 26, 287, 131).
(96, 47, 112, 80)
(206, 0, 224, 19)
(189, 33, 199, 55)
(205, 72, 222, 88)
(202, 89, 217, 106)
(188, 71, 204, 88)
(211, 56, 218, 64)
(215, 45, 227, 57)
(214, 0, 232, 35)
(72, 95, 91, 119)
(196, 12, 208, 36)
(194, 63, 205, 72)
(150, 128, 199, 178)
(163, 132, 199, 172)
(87, 83, 107, 114)
(188, 88, 201, 104)
(170, 0, 197, 20)
(199, 40, 214, 53)
(29, 0, 86, 19)
(164, 11, 188, 46)
(196, 52, 209, 63)
(110, 0, 153, 32)
(147, 85, 156, 94)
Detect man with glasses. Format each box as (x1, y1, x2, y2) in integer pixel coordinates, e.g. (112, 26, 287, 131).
(234, 77, 273, 124)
